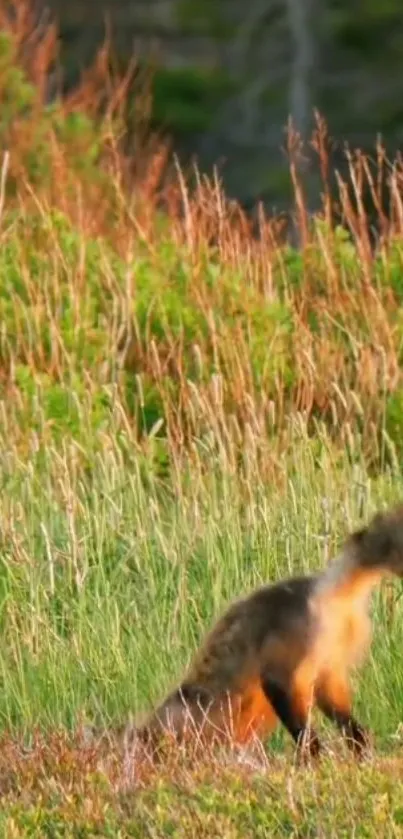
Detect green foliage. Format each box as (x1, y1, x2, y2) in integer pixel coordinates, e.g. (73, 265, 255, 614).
(385, 390, 403, 459)
(0, 209, 117, 365)
(0, 204, 298, 447)
(13, 366, 112, 442)
(0, 30, 109, 189)
(176, 0, 236, 38)
(375, 241, 403, 300)
(133, 250, 208, 345)
(0, 32, 36, 130)
(151, 67, 234, 134)
(26, 108, 105, 184)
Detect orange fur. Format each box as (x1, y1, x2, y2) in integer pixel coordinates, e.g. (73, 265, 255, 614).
(233, 681, 278, 743)
(316, 669, 352, 717)
(312, 567, 384, 677)
(186, 682, 277, 746)
(290, 658, 317, 719)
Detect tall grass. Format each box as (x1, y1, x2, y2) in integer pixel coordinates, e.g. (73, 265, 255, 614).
(0, 414, 403, 750)
(0, 0, 402, 801)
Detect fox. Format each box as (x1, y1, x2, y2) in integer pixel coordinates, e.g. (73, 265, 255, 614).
(133, 503, 403, 762)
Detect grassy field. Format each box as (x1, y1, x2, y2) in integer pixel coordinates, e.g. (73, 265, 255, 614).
(2, 2, 403, 834)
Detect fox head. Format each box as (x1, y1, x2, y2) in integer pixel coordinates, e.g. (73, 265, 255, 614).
(349, 504, 403, 578)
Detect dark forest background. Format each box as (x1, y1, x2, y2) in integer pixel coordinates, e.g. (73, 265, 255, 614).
(39, 0, 403, 217)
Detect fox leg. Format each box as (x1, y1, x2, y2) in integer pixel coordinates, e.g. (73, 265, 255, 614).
(233, 681, 278, 745)
(261, 668, 320, 761)
(316, 670, 370, 758)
